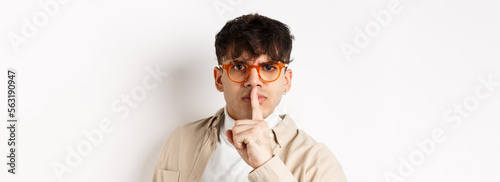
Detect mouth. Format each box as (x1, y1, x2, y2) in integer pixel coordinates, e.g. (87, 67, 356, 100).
(241, 93, 267, 104)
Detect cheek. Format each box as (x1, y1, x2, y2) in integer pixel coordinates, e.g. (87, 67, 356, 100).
(267, 83, 285, 104)
(222, 82, 242, 103)
(221, 76, 234, 91)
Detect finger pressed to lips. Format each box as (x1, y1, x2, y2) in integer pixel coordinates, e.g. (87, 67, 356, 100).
(228, 87, 267, 150)
(241, 97, 266, 104)
(251, 87, 264, 120)
(241, 94, 266, 104)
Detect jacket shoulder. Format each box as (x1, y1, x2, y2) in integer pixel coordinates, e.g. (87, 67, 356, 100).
(163, 115, 216, 148)
(155, 109, 223, 171)
(286, 129, 346, 181)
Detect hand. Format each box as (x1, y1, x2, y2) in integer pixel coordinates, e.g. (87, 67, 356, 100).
(226, 86, 273, 169)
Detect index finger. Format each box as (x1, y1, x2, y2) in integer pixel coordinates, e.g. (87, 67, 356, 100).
(251, 86, 264, 120)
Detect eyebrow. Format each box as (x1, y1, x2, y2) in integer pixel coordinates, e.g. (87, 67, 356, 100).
(232, 60, 247, 63)
(231, 60, 278, 64)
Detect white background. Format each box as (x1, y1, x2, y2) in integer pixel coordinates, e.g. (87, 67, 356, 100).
(1, 0, 499, 181)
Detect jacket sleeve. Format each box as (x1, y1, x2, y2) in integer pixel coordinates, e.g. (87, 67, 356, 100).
(318, 144, 347, 182)
(247, 144, 347, 182)
(247, 155, 297, 182)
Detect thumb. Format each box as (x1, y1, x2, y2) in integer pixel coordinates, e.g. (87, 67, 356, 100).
(225, 129, 235, 145)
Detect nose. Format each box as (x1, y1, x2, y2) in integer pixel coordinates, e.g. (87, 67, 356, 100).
(244, 66, 263, 88)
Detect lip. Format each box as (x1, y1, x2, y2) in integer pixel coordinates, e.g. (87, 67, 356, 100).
(241, 94, 266, 104)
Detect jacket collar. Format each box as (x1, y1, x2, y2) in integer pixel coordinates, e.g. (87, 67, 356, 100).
(207, 107, 224, 129)
(271, 114, 297, 148)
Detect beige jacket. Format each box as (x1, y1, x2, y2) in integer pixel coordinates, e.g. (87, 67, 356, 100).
(153, 108, 347, 182)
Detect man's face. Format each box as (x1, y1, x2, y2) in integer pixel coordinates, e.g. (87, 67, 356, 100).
(214, 52, 292, 120)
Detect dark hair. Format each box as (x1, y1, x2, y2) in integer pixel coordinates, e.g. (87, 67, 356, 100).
(215, 13, 294, 65)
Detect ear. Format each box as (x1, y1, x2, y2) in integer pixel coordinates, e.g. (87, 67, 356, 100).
(214, 67, 224, 92)
(284, 69, 292, 92)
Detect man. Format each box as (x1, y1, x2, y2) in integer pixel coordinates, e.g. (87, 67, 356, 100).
(153, 13, 347, 182)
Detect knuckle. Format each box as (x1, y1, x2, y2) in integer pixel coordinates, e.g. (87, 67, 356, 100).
(249, 128, 257, 134)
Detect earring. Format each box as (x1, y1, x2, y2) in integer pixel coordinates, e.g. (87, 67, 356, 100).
(283, 90, 287, 95)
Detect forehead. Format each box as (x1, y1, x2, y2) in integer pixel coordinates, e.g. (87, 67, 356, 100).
(223, 52, 273, 64)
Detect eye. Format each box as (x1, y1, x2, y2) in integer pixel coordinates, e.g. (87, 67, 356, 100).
(261, 64, 277, 71)
(231, 64, 246, 71)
